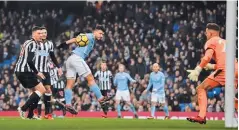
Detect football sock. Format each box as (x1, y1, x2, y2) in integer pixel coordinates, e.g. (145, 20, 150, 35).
(44, 93, 52, 115)
(21, 91, 41, 111)
(64, 89, 72, 105)
(117, 104, 121, 117)
(151, 105, 156, 117)
(37, 103, 42, 117)
(163, 105, 169, 117)
(129, 103, 137, 115)
(89, 84, 103, 100)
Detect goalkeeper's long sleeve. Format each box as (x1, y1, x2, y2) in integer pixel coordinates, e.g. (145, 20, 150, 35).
(199, 49, 214, 68)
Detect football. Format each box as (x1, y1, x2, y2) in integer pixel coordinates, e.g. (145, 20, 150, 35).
(76, 33, 89, 47)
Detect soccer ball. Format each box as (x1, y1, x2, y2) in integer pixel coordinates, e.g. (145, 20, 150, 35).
(76, 34, 89, 47)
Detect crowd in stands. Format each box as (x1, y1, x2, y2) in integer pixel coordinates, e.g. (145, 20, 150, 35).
(0, 1, 232, 113)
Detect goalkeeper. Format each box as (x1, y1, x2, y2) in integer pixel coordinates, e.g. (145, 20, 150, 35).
(57, 25, 111, 114)
(186, 23, 238, 124)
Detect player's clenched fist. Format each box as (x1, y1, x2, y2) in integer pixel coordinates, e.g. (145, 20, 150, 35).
(186, 66, 202, 82)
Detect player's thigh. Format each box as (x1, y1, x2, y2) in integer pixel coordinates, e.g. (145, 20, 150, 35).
(115, 90, 122, 101)
(158, 95, 166, 104)
(198, 77, 221, 90)
(42, 72, 51, 85)
(15, 72, 41, 89)
(151, 93, 158, 103)
(66, 56, 77, 79)
(71, 55, 92, 78)
(34, 82, 46, 94)
(207, 69, 225, 87)
(122, 91, 131, 102)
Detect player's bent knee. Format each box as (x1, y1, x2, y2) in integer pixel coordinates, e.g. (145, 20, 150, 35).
(44, 85, 52, 93)
(35, 83, 46, 94)
(85, 74, 96, 86)
(66, 79, 75, 89)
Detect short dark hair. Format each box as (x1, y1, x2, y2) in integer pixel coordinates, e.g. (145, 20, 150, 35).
(206, 23, 220, 31)
(94, 25, 105, 32)
(40, 26, 47, 30)
(32, 26, 42, 32)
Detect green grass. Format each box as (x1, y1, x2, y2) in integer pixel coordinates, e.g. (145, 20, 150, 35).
(0, 117, 236, 130)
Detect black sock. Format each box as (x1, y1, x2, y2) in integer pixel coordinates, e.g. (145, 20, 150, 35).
(102, 105, 108, 115)
(61, 100, 66, 116)
(21, 92, 41, 111)
(27, 102, 38, 118)
(27, 104, 34, 118)
(37, 104, 42, 117)
(44, 94, 51, 115)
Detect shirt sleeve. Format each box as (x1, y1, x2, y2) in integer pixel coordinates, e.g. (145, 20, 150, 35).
(26, 42, 38, 74)
(146, 74, 152, 91)
(127, 73, 136, 83)
(199, 49, 214, 68)
(94, 71, 99, 79)
(49, 41, 54, 52)
(113, 74, 118, 86)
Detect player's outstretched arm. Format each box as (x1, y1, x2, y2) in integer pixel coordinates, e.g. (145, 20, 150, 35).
(126, 73, 136, 83)
(57, 38, 77, 49)
(187, 49, 214, 82)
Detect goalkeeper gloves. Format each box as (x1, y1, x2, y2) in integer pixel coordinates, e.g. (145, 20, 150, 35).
(204, 63, 215, 70)
(186, 66, 202, 82)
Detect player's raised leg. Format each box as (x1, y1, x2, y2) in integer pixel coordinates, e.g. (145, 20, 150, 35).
(18, 82, 46, 119)
(187, 78, 219, 124)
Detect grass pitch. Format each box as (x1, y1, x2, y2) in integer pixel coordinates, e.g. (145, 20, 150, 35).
(0, 117, 236, 130)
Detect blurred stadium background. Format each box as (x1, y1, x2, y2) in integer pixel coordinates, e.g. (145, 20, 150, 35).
(0, 1, 237, 122)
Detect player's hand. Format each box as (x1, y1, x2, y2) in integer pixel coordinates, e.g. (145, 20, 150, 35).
(204, 63, 215, 71)
(186, 66, 202, 82)
(58, 68, 63, 76)
(142, 90, 147, 95)
(37, 72, 45, 80)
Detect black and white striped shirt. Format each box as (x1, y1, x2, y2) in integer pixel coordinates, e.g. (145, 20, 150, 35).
(94, 70, 112, 90)
(15, 39, 38, 72)
(34, 40, 54, 72)
(50, 66, 65, 89)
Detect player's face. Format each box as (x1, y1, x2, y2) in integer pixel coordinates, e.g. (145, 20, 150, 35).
(95, 30, 104, 40)
(119, 65, 125, 72)
(152, 64, 159, 72)
(41, 29, 47, 40)
(205, 28, 212, 40)
(101, 63, 107, 71)
(33, 30, 43, 42)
